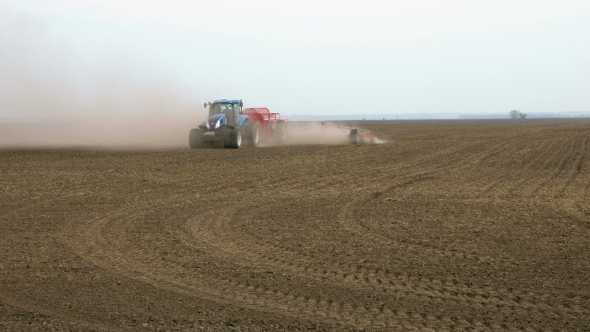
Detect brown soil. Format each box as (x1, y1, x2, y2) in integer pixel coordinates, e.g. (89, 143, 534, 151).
(1, 119, 589, 331)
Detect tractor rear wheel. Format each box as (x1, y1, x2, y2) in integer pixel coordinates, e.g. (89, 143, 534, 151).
(349, 129, 360, 144)
(223, 127, 242, 149)
(243, 122, 259, 147)
(189, 128, 205, 149)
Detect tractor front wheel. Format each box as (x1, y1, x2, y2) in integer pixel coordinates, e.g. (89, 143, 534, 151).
(189, 128, 205, 149)
(223, 127, 242, 149)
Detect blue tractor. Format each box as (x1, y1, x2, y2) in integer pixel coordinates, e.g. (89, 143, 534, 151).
(189, 99, 259, 149)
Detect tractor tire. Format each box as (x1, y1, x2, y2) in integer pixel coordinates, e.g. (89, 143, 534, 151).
(349, 129, 360, 144)
(189, 128, 205, 149)
(223, 126, 242, 149)
(243, 121, 259, 147)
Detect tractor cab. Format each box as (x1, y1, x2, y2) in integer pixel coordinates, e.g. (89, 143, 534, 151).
(205, 99, 243, 126)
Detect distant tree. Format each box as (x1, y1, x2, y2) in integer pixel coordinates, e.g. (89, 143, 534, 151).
(509, 109, 527, 119)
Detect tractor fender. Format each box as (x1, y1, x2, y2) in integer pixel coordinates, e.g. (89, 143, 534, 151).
(237, 115, 250, 127)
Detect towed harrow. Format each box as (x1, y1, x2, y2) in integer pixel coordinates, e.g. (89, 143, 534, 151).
(320, 121, 376, 144)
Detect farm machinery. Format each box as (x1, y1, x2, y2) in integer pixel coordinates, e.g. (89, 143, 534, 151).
(189, 99, 377, 148)
(189, 99, 288, 149)
(320, 121, 376, 144)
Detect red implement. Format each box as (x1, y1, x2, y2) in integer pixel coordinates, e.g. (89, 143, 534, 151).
(243, 107, 288, 141)
(320, 121, 376, 144)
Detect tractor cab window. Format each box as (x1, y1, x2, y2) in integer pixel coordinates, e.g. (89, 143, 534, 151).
(229, 104, 242, 114)
(209, 104, 222, 116)
(221, 105, 231, 116)
(225, 105, 235, 117)
(225, 104, 241, 117)
(211, 103, 241, 117)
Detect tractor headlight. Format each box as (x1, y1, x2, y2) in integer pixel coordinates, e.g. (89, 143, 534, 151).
(214, 118, 222, 129)
(206, 121, 211, 129)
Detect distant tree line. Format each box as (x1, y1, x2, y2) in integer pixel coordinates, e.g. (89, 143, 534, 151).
(509, 110, 527, 119)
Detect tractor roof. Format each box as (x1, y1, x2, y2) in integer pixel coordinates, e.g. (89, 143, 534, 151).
(212, 99, 241, 104)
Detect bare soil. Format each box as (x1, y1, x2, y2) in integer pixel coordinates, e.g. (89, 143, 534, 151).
(1, 119, 589, 331)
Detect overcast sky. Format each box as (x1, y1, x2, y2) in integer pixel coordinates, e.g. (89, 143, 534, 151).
(1, 0, 589, 118)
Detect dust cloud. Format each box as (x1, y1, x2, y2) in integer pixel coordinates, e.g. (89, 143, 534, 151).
(0, 119, 199, 149)
(0, 98, 204, 150)
(260, 121, 382, 147)
(0, 72, 205, 149)
(0, 76, 204, 149)
(0, 9, 203, 149)
(0, 10, 380, 150)
(273, 121, 350, 146)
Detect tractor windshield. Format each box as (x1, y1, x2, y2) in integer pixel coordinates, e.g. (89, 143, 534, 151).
(209, 103, 242, 117)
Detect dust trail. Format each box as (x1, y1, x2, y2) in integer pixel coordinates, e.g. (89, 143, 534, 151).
(257, 121, 347, 147)
(373, 137, 387, 144)
(260, 121, 383, 147)
(0, 8, 204, 149)
(0, 91, 204, 150)
(0, 119, 197, 149)
(284, 121, 350, 146)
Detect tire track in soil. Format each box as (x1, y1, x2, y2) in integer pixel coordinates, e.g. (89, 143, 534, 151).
(180, 199, 589, 326)
(0, 172, 119, 221)
(256, 141, 497, 196)
(349, 137, 514, 201)
(62, 202, 440, 331)
(323, 127, 590, 325)
(183, 132, 590, 325)
(325, 134, 590, 318)
(248, 139, 518, 273)
(332, 137, 526, 265)
(525, 129, 585, 199)
(70, 199, 561, 331)
(0, 209, 132, 331)
(346, 135, 531, 241)
(334, 192, 589, 315)
(61, 193, 553, 331)
(497, 129, 567, 199)
(229, 138, 512, 207)
(335, 128, 589, 286)
(480, 130, 549, 195)
(501, 124, 588, 200)
(376, 133, 533, 198)
(0, 291, 116, 332)
(381, 138, 507, 178)
(549, 130, 590, 225)
(553, 131, 589, 199)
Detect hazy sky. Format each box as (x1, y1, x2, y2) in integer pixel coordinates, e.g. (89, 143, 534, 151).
(1, 0, 589, 118)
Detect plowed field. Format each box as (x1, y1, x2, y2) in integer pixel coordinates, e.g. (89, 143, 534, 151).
(1, 119, 589, 331)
